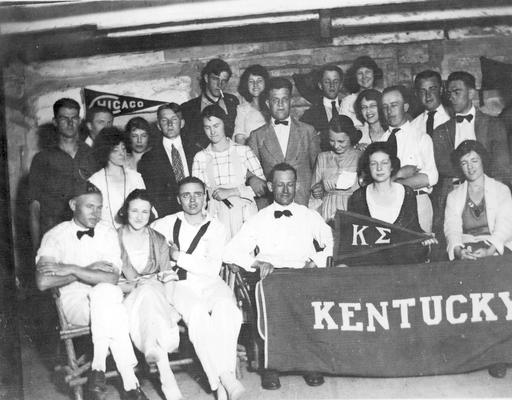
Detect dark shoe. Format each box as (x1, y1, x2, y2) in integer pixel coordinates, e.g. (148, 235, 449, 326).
(489, 363, 507, 378)
(87, 370, 107, 400)
(261, 369, 281, 390)
(124, 386, 149, 400)
(303, 371, 325, 387)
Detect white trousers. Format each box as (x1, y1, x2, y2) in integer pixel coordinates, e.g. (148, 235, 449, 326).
(167, 278, 242, 391)
(61, 282, 139, 391)
(417, 193, 433, 234)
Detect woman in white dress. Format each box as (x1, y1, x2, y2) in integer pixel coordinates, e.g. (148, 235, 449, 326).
(233, 64, 270, 144)
(117, 189, 182, 400)
(353, 88, 388, 148)
(89, 127, 145, 229)
(193, 104, 266, 238)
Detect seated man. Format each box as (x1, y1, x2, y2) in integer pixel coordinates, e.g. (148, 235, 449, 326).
(151, 176, 244, 400)
(224, 162, 333, 390)
(35, 181, 147, 400)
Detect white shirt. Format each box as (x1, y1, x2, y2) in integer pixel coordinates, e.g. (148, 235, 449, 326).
(36, 220, 122, 296)
(383, 121, 438, 190)
(272, 117, 291, 157)
(223, 202, 333, 271)
(411, 104, 450, 136)
(322, 97, 341, 122)
(367, 183, 405, 224)
(162, 136, 190, 177)
(150, 212, 228, 292)
(454, 106, 476, 148)
(85, 135, 94, 147)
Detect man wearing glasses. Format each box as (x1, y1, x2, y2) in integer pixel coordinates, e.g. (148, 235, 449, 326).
(181, 58, 239, 149)
(138, 103, 195, 217)
(29, 98, 96, 250)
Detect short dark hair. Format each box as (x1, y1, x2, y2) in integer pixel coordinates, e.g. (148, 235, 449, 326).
(450, 140, 491, 178)
(359, 141, 401, 185)
(269, 162, 297, 181)
(125, 116, 150, 134)
(86, 105, 113, 123)
(117, 189, 156, 226)
(382, 85, 410, 104)
(328, 115, 361, 146)
(267, 77, 293, 97)
(177, 176, 206, 193)
(53, 98, 80, 118)
(414, 70, 442, 89)
(447, 71, 476, 89)
(238, 64, 270, 102)
(157, 103, 182, 120)
(92, 126, 126, 168)
(354, 88, 388, 129)
(200, 58, 232, 92)
(201, 104, 228, 124)
(319, 64, 344, 81)
(344, 56, 383, 94)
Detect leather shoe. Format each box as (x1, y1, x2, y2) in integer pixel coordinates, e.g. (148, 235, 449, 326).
(489, 363, 507, 378)
(303, 371, 325, 387)
(261, 369, 281, 390)
(124, 386, 149, 400)
(87, 370, 107, 400)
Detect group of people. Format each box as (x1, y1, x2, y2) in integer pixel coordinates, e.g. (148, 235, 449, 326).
(28, 55, 512, 399)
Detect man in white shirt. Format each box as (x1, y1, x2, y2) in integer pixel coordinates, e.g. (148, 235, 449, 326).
(411, 70, 450, 137)
(224, 162, 333, 390)
(382, 85, 438, 233)
(151, 176, 244, 400)
(83, 106, 113, 147)
(35, 181, 147, 400)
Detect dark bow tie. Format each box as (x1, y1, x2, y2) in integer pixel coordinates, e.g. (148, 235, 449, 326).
(76, 228, 95, 239)
(274, 119, 289, 126)
(456, 114, 473, 123)
(274, 210, 292, 218)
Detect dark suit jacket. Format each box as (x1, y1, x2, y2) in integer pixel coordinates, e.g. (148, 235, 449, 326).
(248, 117, 321, 206)
(137, 138, 195, 218)
(181, 93, 239, 150)
(300, 101, 331, 151)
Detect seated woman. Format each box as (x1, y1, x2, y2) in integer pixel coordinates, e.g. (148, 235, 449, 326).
(192, 104, 266, 238)
(125, 117, 151, 170)
(444, 140, 512, 260)
(310, 115, 362, 222)
(89, 127, 145, 229)
(117, 189, 182, 400)
(348, 141, 432, 264)
(353, 88, 388, 148)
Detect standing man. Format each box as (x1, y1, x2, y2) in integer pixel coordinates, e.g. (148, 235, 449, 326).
(151, 176, 244, 400)
(138, 103, 195, 218)
(83, 105, 114, 147)
(381, 86, 438, 233)
(181, 58, 239, 149)
(248, 77, 321, 207)
(224, 163, 333, 390)
(300, 65, 344, 150)
(35, 181, 147, 400)
(29, 98, 97, 250)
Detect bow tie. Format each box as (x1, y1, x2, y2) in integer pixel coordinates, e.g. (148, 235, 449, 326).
(456, 114, 473, 123)
(274, 210, 292, 218)
(274, 119, 289, 126)
(76, 228, 95, 239)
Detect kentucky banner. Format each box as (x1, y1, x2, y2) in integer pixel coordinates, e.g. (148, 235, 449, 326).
(334, 210, 430, 266)
(83, 88, 167, 116)
(256, 255, 512, 377)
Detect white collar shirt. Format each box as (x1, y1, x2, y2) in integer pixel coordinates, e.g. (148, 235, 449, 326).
(322, 97, 341, 122)
(271, 117, 291, 157)
(85, 135, 94, 147)
(411, 104, 451, 135)
(162, 136, 190, 177)
(454, 105, 476, 148)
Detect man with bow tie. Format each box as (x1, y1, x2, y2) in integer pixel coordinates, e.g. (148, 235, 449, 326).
(224, 163, 333, 390)
(432, 71, 511, 239)
(248, 77, 321, 208)
(35, 181, 148, 400)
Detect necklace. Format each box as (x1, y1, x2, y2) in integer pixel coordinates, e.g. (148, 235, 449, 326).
(104, 167, 126, 227)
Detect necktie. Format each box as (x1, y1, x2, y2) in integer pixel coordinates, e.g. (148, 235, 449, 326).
(274, 119, 289, 126)
(456, 114, 473, 123)
(331, 101, 339, 120)
(171, 144, 185, 182)
(274, 210, 292, 218)
(387, 128, 400, 157)
(426, 110, 436, 136)
(76, 228, 94, 239)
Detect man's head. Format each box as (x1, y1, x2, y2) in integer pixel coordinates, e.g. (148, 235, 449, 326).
(86, 106, 113, 141)
(267, 77, 293, 121)
(201, 58, 232, 99)
(69, 181, 102, 229)
(157, 103, 184, 139)
(318, 65, 344, 100)
(447, 71, 477, 114)
(177, 176, 206, 216)
(53, 98, 81, 139)
(382, 85, 409, 128)
(268, 162, 297, 206)
(125, 117, 151, 154)
(414, 70, 443, 112)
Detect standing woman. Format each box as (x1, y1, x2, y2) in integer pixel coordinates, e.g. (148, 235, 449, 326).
(117, 189, 182, 400)
(234, 64, 270, 144)
(353, 88, 388, 147)
(192, 104, 266, 238)
(341, 56, 383, 128)
(125, 117, 152, 170)
(89, 127, 145, 229)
